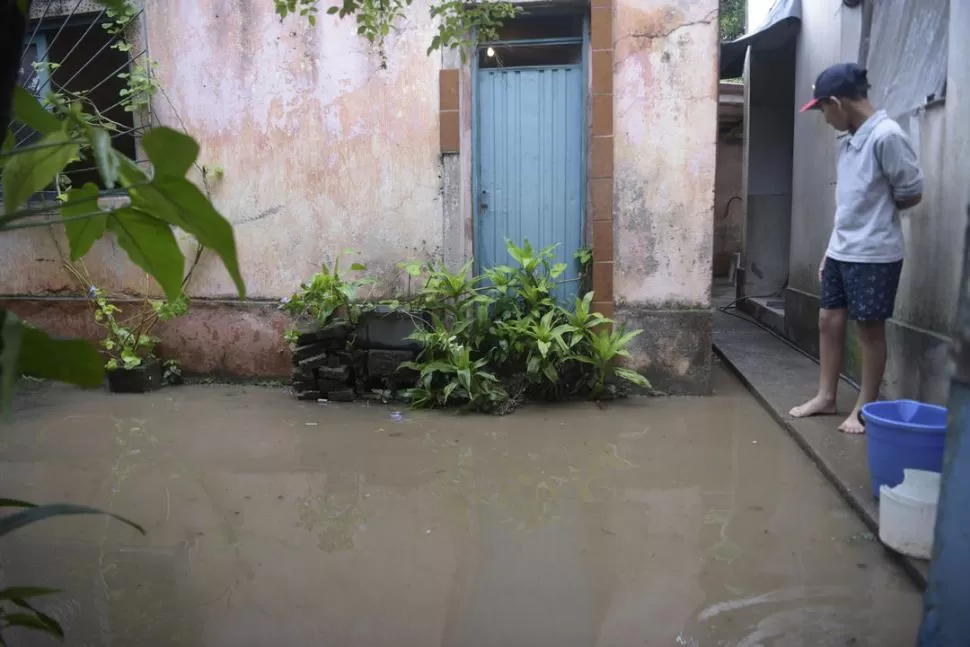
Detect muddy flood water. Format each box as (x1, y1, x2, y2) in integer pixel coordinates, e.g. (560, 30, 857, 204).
(1, 364, 921, 646)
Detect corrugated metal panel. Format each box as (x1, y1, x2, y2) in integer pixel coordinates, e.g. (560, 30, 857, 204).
(477, 66, 585, 300)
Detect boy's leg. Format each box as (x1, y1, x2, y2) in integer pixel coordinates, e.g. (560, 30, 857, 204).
(837, 260, 903, 434)
(839, 321, 886, 434)
(790, 258, 847, 418)
(790, 308, 846, 417)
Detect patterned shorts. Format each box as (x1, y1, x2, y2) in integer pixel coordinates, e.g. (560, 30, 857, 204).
(821, 257, 903, 321)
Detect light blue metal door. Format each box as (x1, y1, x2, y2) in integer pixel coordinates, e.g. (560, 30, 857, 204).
(476, 66, 585, 300)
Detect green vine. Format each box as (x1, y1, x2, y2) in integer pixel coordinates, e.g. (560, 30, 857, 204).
(117, 58, 158, 113)
(100, 0, 159, 113)
(275, 0, 519, 66)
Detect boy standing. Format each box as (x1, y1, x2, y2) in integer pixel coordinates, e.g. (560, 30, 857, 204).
(789, 63, 924, 434)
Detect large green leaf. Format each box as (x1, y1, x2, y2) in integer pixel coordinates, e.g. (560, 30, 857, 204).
(62, 183, 106, 260)
(2, 131, 79, 213)
(0, 498, 37, 508)
(11, 86, 60, 135)
(18, 324, 104, 388)
(107, 208, 185, 302)
(2, 612, 63, 639)
(0, 503, 145, 537)
(131, 178, 245, 297)
(614, 367, 650, 388)
(116, 149, 246, 298)
(1, 129, 15, 168)
(141, 127, 199, 178)
(8, 597, 64, 638)
(0, 587, 59, 600)
(89, 128, 119, 189)
(0, 310, 25, 414)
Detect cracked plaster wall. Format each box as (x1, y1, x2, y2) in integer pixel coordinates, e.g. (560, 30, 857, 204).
(612, 0, 717, 308)
(1, 1, 445, 377)
(4, 0, 444, 301)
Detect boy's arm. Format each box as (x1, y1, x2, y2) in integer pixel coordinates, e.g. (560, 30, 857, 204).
(877, 129, 924, 211)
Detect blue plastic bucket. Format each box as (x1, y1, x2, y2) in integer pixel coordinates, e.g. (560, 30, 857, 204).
(861, 400, 948, 498)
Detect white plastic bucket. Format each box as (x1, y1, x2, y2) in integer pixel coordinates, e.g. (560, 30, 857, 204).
(878, 468, 941, 560)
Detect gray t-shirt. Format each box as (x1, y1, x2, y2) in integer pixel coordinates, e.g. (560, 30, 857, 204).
(827, 110, 924, 263)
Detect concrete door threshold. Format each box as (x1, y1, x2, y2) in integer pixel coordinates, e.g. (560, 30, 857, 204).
(712, 308, 931, 589)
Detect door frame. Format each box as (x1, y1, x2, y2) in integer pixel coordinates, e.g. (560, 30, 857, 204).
(470, 11, 590, 276)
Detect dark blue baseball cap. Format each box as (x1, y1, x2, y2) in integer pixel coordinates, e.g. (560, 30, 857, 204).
(799, 62, 870, 112)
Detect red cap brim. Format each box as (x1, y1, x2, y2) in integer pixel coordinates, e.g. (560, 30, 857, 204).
(799, 98, 821, 113)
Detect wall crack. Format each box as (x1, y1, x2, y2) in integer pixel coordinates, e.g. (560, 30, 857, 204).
(615, 9, 718, 46)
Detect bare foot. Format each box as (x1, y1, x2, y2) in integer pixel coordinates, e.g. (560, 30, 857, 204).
(838, 410, 865, 435)
(789, 395, 837, 418)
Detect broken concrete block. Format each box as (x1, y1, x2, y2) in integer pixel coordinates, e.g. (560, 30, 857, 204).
(296, 320, 354, 346)
(298, 352, 331, 370)
(328, 389, 356, 402)
(355, 308, 426, 351)
(291, 366, 317, 387)
(367, 350, 414, 379)
(291, 341, 330, 363)
(318, 365, 350, 382)
(296, 390, 323, 401)
(317, 378, 347, 394)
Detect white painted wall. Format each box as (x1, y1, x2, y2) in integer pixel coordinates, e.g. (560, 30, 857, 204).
(746, 0, 774, 32)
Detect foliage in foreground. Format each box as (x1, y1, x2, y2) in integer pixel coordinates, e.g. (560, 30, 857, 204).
(1, 1, 244, 639)
(0, 499, 145, 643)
(1, 88, 244, 406)
(282, 241, 650, 414)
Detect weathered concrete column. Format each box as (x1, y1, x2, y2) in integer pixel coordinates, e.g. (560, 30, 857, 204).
(612, 0, 718, 394)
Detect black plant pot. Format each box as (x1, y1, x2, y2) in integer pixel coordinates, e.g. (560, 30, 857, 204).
(107, 359, 163, 394)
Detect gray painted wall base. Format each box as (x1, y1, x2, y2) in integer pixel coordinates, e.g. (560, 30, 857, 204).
(614, 306, 712, 395)
(785, 288, 952, 405)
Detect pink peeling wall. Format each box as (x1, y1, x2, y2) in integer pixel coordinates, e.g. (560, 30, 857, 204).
(612, 0, 717, 307)
(0, 1, 446, 377)
(0, 0, 445, 301)
(145, 0, 445, 299)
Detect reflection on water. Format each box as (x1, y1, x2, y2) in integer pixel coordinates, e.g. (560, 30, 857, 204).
(0, 368, 921, 646)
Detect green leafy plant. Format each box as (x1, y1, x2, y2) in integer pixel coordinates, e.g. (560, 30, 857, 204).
(574, 246, 592, 267)
(279, 239, 650, 413)
(117, 58, 159, 114)
(101, 0, 160, 112)
(393, 239, 650, 413)
(88, 286, 189, 371)
(720, 0, 745, 41)
(280, 250, 375, 342)
(401, 338, 507, 410)
(101, 1, 139, 46)
(162, 358, 183, 385)
(2, 89, 243, 396)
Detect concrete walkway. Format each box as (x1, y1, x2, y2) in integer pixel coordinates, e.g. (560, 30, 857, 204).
(712, 304, 931, 588)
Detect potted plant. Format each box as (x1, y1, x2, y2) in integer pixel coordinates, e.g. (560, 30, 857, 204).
(89, 286, 189, 393)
